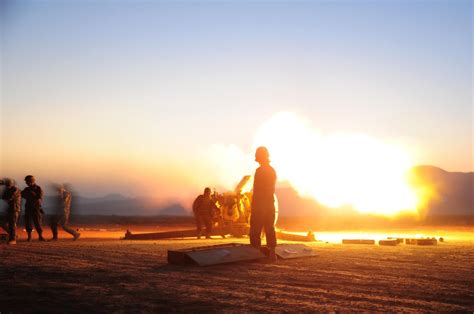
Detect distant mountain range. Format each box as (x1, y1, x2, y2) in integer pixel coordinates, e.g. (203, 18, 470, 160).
(41, 194, 188, 216)
(410, 165, 473, 215)
(28, 165, 474, 217)
(277, 165, 473, 216)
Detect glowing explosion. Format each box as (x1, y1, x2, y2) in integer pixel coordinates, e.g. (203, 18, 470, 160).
(252, 112, 420, 216)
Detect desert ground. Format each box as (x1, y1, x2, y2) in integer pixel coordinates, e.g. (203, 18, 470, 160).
(1, 223, 473, 312)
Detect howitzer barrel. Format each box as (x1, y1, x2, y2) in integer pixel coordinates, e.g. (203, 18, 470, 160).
(275, 229, 315, 242)
(124, 229, 198, 240)
(124, 227, 315, 242)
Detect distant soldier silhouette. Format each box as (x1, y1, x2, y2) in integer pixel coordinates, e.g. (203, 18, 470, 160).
(21, 175, 46, 241)
(192, 187, 217, 239)
(1, 178, 22, 244)
(249, 146, 277, 261)
(50, 184, 80, 241)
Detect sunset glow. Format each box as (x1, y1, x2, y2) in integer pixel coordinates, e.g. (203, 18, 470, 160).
(251, 112, 422, 216)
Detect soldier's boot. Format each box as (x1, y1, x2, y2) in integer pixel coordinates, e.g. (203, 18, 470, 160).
(38, 233, 46, 242)
(73, 233, 81, 241)
(27, 232, 32, 242)
(51, 230, 58, 241)
(268, 248, 277, 262)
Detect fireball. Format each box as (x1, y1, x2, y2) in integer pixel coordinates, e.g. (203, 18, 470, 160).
(252, 112, 421, 216)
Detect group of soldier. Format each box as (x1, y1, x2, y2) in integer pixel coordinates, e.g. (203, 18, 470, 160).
(192, 146, 278, 261)
(0, 175, 80, 245)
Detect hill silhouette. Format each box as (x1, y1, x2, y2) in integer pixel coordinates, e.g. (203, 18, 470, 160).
(411, 165, 473, 215)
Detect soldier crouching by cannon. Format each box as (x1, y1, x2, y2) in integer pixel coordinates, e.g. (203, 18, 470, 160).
(192, 187, 218, 239)
(0, 178, 22, 245)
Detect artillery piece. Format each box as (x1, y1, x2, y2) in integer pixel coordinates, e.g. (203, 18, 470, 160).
(123, 176, 314, 242)
(210, 175, 274, 237)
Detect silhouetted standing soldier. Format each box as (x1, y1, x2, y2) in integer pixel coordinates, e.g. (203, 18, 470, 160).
(1, 178, 21, 244)
(50, 184, 80, 241)
(250, 146, 277, 261)
(22, 175, 46, 241)
(192, 187, 217, 239)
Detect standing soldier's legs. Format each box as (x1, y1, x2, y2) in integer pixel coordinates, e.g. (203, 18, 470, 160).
(249, 211, 264, 248)
(32, 209, 44, 240)
(50, 215, 59, 240)
(0, 213, 8, 235)
(60, 214, 79, 238)
(263, 209, 277, 248)
(195, 214, 204, 238)
(25, 210, 33, 241)
(7, 211, 19, 242)
(204, 214, 212, 239)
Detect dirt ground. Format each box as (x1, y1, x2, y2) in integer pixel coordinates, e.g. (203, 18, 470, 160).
(1, 228, 473, 313)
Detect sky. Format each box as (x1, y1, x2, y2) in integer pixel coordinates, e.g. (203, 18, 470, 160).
(0, 0, 472, 200)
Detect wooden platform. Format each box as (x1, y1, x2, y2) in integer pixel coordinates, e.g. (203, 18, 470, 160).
(405, 238, 437, 245)
(168, 243, 265, 266)
(342, 239, 375, 245)
(379, 239, 399, 246)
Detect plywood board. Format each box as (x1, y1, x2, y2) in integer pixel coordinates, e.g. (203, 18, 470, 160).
(168, 243, 265, 266)
(342, 239, 375, 245)
(274, 244, 317, 259)
(379, 239, 398, 246)
(405, 238, 437, 245)
(416, 238, 437, 246)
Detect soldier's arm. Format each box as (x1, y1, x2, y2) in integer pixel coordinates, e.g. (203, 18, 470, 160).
(1, 189, 8, 201)
(37, 186, 44, 200)
(9, 188, 22, 203)
(271, 168, 277, 193)
(64, 193, 71, 207)
(252, 168, 260, 191)
(14, 188, 22, 200)
(192, 196, 200, 213)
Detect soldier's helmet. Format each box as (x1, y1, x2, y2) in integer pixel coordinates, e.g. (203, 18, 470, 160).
(24, 175, 35, 184)
(51, 183, 64, 192)
(2, 178, 13, 186)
